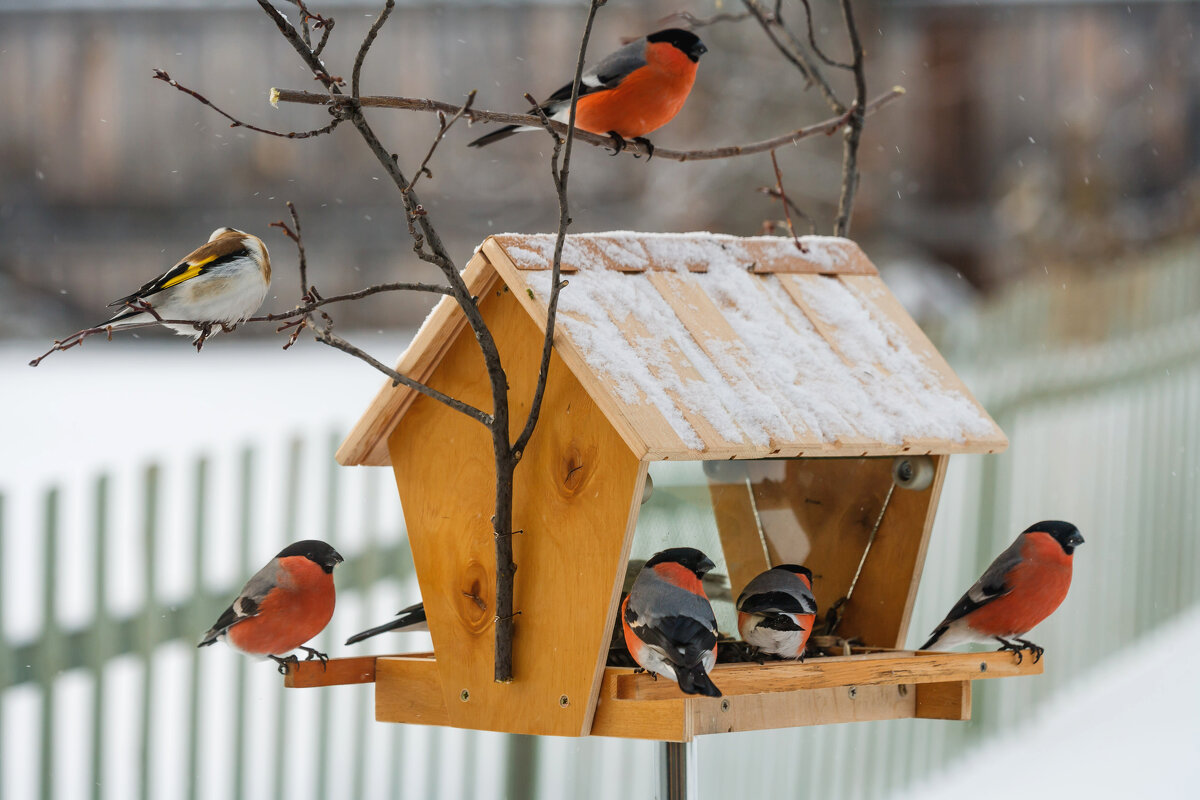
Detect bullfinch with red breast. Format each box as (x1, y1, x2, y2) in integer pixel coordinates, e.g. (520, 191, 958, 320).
(344, 601, 428, 645)
(468, 28, 707, 157)
(622, 547, 722, 697)
(199, 540, 343, 672)
(920, 521, 1084, 662)
(736, 565, 818, 660)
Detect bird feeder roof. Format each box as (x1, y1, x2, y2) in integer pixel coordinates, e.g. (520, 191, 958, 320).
(338, 232, 1006, 466)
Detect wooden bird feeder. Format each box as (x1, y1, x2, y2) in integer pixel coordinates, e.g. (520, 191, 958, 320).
(288, 232, 1036, 742)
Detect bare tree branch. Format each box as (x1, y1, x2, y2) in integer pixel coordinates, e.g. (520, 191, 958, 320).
(834, 0, 867, 237)
(269, 86, 904, 162)
(767, 150, 809, 252)
(795, 0, 855, 70)
(741, 0, 846, 115)
(314, 325, 492, 426)
(407, 91, 478, 195)
(153, 69, 340, 139)
(270, 201, 309, 297)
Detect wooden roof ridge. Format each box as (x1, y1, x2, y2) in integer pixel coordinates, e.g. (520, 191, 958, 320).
(337, 233, 1007, 467)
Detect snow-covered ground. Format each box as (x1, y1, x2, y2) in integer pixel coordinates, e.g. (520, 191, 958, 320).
(2, 333, 408, 492)
(898, 603, 1200, 800)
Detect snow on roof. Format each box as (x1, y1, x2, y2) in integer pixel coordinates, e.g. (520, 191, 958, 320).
(480, 232, 1004, 460)
(339, 232, 1006, 465)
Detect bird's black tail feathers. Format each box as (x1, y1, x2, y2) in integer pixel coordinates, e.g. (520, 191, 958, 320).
(468, 125, 521, 148)
(920, 625, 947, 651)
(345, 603, 427, 645)
(676, 665, 721, 697)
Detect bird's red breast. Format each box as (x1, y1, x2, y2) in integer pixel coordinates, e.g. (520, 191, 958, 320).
(964, 532, 1074, 638)
(574, 42, 699, 139)
(620, 594, 645, 663)
(227, 555, 336, 656)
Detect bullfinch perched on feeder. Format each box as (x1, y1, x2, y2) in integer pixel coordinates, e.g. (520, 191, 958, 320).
(622, 547, 722, 697)
(736, 565, 818, 660)
(104, 227, 271, 343)
(468, 28, 707, 157)
(198, 540, 343, 672)
(344, 602, 428, 645)
(920, 521, 1084, 662)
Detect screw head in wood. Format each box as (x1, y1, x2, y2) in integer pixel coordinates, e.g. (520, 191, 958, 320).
(460, 689, 470, 702)
(559, 695, 570, 708)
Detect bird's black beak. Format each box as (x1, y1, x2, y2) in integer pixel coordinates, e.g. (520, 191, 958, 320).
(699, 555, 716, 574)
(329, 550, 345, 568)
(1068, 531, 1085, 548)
(691, 42, 708, 60)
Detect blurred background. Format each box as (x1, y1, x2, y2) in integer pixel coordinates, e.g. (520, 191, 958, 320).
(2, 0, 1199, 798)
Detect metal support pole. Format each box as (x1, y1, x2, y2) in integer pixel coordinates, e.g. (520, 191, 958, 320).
(660, 740, 698, 800)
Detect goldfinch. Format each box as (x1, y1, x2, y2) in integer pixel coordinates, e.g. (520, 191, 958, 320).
(105, 227, 271, 340)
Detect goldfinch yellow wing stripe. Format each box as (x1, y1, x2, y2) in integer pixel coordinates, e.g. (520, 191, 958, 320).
(158, 254, 219, 290)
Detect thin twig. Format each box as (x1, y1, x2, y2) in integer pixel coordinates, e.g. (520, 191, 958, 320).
(153, 70, 340, 139)
(741, 0, 845, 115)
(315, 325, 492, 426)
(834, 0, 867, 237)
(270, 201, 309, 298)
(768, 150, 809, 253)
(352, 0, 394, 101)
(407, 91, 477, 195)
(657, 9, 756, 29)
(796, 0, 854, 70)
(269, 86, 905, 162)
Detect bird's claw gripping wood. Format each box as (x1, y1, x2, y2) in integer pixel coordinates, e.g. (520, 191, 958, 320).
(994, 637, 1025, 664)
(271, 654, 300, 675)
(1016, 638, 1044, 663)
(299, 646, 330, 670)
(605, 130, 626, 156)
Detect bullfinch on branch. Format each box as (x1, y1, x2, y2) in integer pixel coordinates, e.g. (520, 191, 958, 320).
(344, 602, 428, 645)
(920, 521, 1085, 662)
(104, 227, 271, 341)
(622, 547, 722, 697)
(199, 540, 343, 672)
(468, 28, 707, 157)
(736, 565, 818, 660)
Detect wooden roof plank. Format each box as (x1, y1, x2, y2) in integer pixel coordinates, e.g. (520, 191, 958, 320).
(839, 275, 1008, 451)
(341, 234, 1007, 465)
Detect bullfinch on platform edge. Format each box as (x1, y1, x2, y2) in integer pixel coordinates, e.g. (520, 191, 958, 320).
(736, 565, 818, 660)
(468, 28, 707, 157)
(199, 540, 343, 672)
(345, 602, 428, 645)
(104, 227, 271, 342)
(622, 547, 722, 697)
(920, 521, 1084, 662)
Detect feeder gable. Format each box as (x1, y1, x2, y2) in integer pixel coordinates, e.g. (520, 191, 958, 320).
(338, 233, 1006, 467)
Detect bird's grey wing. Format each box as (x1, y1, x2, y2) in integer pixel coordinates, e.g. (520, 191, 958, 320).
(540, 38, 647, 106)
(937, 536, 1025, 626)
(198, 558, 280, 645)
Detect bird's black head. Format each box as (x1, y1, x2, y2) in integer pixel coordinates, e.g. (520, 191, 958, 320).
(647, 28, 708, 62)
(645, 547, 716, 578)
(1024, 521, 1085, 556)
(277, 539, 344, 573)
(776, 564, 813, 583)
